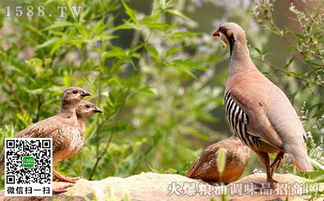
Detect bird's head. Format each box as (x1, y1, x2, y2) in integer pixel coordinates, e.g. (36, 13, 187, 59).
(61, 87, 91, 105)
(212, 22, 246, 54)
(76, 100, 102, 119)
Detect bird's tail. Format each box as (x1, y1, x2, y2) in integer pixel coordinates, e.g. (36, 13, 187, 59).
(288, 152, 314, 172)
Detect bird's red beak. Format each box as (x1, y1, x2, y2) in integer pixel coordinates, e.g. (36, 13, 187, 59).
(212, 30, 220, 37)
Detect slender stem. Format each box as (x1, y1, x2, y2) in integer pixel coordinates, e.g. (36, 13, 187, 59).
(95, 71, 102, 157)
(35, 95, 41, 122)
(5, 80, 24, 113)
(88, 89, 132, 179)
(93, 43, 104, 177)
(89, 132, 115, 180)
(255, 57, 324, 87)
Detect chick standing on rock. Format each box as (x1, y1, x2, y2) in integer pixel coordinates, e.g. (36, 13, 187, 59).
(186, 136, 250, 184)
(52, 100, 102, 183)
(0, 87, 90, 193)
(213, 22, 313, 189)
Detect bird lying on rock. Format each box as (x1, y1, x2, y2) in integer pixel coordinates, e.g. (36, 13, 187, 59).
(212, 22, 314, 189)
(53, 100, 102, 184)
(0, 87, 91, 193)
(186, 135, 250, 184)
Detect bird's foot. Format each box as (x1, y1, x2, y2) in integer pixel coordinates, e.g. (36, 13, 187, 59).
(252, 182, 264, 191)
(53, 169, 81, 183)
(31, 196, 42, 201)
(252, 181, 277, 191)
(54, 175, 81, 183)
(53, 183, 74, 194)
(207, 181, 221, 186)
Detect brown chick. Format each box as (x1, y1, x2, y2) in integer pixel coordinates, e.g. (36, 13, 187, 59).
(75, 100, 102, 155)
(186, 135, 251, 184)
(53, 100, 102, 183)
(76, 100, 103, 139)
(0, 87, 90, 193)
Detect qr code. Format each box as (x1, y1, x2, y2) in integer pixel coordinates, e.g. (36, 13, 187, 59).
(5, 138, 52, 196)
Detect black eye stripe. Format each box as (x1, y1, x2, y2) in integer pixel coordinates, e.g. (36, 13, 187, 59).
(228, 34, 235, 56)
(218, 26, 227, 33)
(219, 27, 233, 38)
(218, 26, 235, 56)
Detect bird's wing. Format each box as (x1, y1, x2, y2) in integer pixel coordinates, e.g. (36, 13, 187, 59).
(263, 85, 313, 171)
(15, 115, 65, 138)
(186, 144, 220, 177)
(14, 114, 76, 153)
(227, 87, 283, 149)
(265, 85, 307, 145)
(227, 73, 312, 171)
(0, 116, 62, 172)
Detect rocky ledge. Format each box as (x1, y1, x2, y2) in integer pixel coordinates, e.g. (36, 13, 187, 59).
(1, 172, 323, 201)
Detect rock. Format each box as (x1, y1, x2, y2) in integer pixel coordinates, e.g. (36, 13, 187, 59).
(1, 172, 322, 201)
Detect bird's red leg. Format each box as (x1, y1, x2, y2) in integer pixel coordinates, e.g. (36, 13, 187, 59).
(270, 152, 284, 179)
(265, 160, 276, 189)
(52, 169, 78, 193)
(53, 169, 80, 183)
(253, 152, 276, 190)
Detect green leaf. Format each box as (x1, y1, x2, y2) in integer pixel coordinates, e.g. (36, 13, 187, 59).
(137, 86, 157, 96)
(113, 23, 138, 31)
(293, 32, 304, 39)
(37, 38, 60, 49)
(169, 31, 201, 37)
(42, 21, 73, 31)
(145, 44, 159, 61)
(16, 112, 32, 127)
(121, 0, 138, 24)
(166, 9, 192, 22)
(216, 148, 227, 174)
(101, 47, 125, 60)
(306, 59, 322, 67)
(285, 56, 295, 68)
(166, 48, 180, 57)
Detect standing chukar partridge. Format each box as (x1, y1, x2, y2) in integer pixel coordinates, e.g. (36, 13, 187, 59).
(0, 87, 91, 193)
(53, 100, 102, 183)
(186, 135, 250, 184)
(212, 22, 313, 189)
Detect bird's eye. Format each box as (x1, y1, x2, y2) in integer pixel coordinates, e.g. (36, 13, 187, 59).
(226, 30, 233, 37)
(86, 105, 90, 108)
(219, 26, 226, 33)
(73, 90, 78, 94)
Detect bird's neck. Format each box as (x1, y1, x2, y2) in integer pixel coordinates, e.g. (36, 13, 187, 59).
(78, 119, 87, 138)
(60, 103, 77, 117)
(229, 41, 257, 76)
(77, 117, 87, 124)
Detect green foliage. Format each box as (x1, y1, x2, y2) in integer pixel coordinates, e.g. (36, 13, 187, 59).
(0, 0, 224, 183)
(253, 0, 324, 184)
(0, 0, 322, 197)
(216, 147, 226, 174)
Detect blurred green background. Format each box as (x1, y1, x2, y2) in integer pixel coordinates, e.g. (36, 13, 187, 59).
(0, 0, 323, 189)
